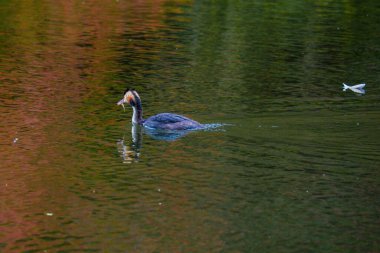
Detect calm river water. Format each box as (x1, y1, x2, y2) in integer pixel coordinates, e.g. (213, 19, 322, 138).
(0, 1, 379, 252)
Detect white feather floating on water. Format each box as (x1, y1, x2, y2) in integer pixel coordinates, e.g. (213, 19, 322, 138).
(342, 83, 366, 94)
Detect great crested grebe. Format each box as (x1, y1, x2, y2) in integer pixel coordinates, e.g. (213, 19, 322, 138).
(117, 89, 203, 130)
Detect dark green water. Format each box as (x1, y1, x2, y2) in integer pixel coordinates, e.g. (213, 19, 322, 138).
(1, 1, 380, 252)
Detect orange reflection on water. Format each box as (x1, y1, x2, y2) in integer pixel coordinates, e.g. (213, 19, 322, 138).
(0, 0, 126, 251)
(0, 0, 227, 252)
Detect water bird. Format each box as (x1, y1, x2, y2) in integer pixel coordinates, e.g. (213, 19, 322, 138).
(342, 83, 366, 94)
(117, 89, 204, 131)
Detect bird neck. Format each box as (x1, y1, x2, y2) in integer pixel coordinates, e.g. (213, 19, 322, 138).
(132, 106, 143, 125)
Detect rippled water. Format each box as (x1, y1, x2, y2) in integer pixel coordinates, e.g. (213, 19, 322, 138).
(1, 1, 380, 252)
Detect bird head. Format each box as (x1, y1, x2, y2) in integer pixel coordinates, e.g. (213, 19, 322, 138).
(117, 89, 141, 110)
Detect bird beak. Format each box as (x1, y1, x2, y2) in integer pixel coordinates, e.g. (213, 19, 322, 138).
(117, 98, 124, 106)
(117, 98, 126, 111)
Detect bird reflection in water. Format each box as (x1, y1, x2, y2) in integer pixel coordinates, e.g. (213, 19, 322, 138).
(117, 124, 143, 163)
(117, 123, 194, 163)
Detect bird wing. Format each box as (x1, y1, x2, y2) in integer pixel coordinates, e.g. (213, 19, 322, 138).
(147, 113, 193, 124)
(351, 83, 366, 89)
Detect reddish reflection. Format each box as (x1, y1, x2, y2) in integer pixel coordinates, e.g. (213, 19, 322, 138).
(0, 0, 225, 252)
(0, 0, 127, 251)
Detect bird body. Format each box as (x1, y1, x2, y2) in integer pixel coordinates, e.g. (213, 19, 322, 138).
(143, 113, 203, 130)
(117, 89, 203, 131)
(342, 83, 366, 94)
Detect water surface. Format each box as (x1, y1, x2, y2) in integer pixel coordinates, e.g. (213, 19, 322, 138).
(0, 0, 379, 252)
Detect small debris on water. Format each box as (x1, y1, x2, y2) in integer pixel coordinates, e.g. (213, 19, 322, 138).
(157, 188, 161, 192)
(356, 122, 360, 126)
(158, 202, 162, 206)
(342, 83, 366, 94)
(45, 212, 54, 216)
(13, 138, 18, 144)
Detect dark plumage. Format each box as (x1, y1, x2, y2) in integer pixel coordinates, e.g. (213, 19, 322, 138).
(143, 113, 203, 130)
(117, 90, 203, 131)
